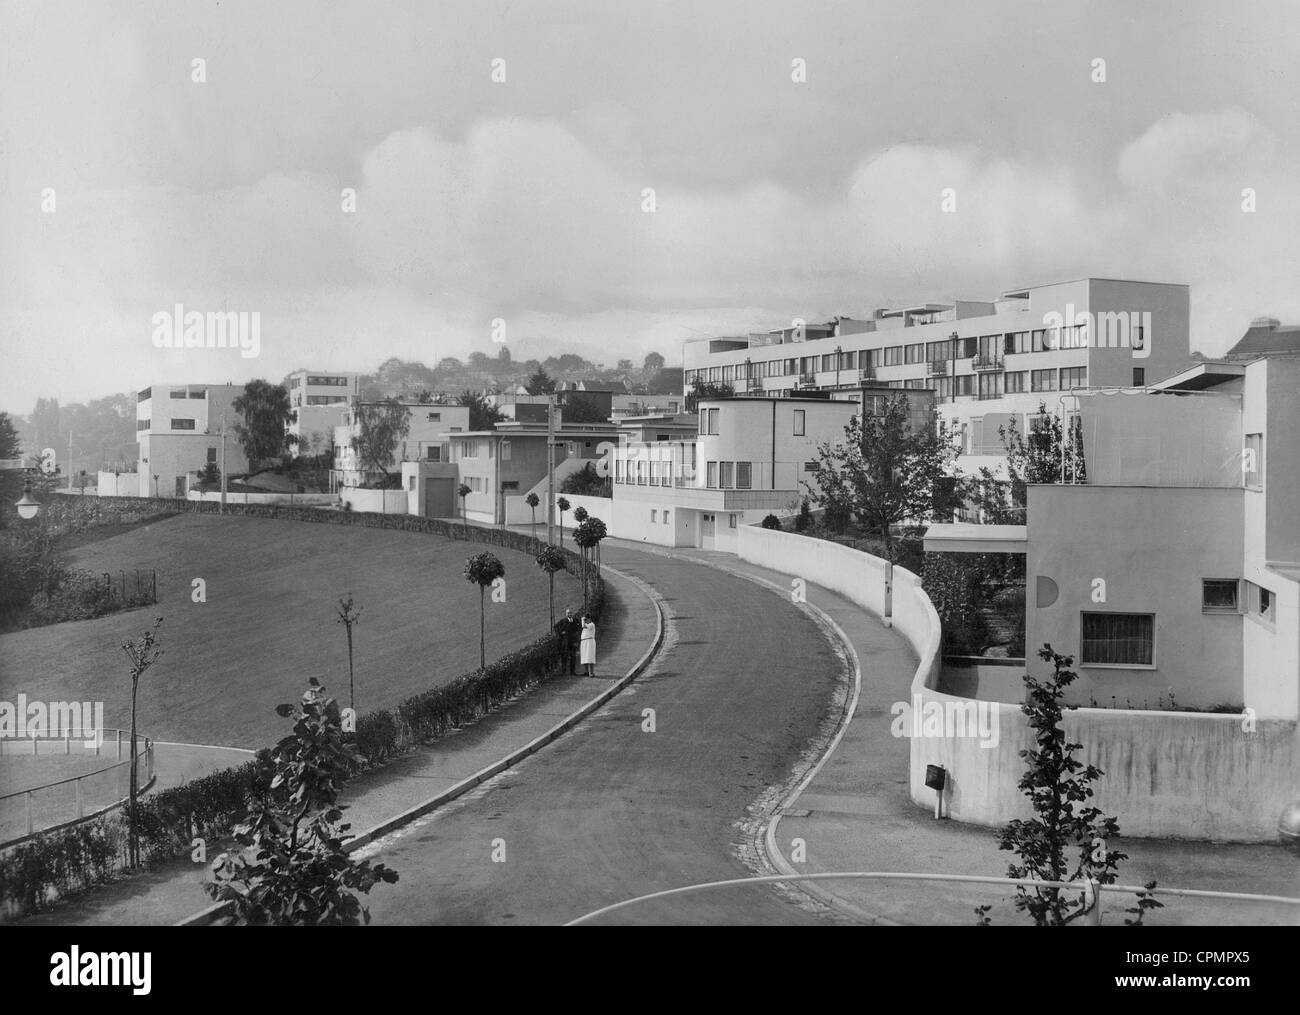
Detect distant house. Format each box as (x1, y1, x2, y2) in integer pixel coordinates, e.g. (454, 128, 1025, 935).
(134, 382, 249, 498)
(330, 400, 470, 490)
(284, 370, 359, 451)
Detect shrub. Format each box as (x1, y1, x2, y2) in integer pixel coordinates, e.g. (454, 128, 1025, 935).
(760, 514, 781, 530)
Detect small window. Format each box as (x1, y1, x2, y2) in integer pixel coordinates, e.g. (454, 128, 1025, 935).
(427, 412, 441, 421)
(1202, 580, 1239, 614)
(1081, 613, 1154, 667)
(1132, 367, 1145, 387)
(729, 514, 737, 528)
(719, 462, 734, 488)
(803, 461, 818, 472)
(206, 447, 217, 464)
(1244, 433, 1263, 488)
(663, 511, 670, 525)
(408, 476, 416, 491)
(171, 418, 196, 430)
(736, 462, 752, 489)
(706, 461, 718, 488)
(793, 409, 805, 436)
(651, 509, 657, 523)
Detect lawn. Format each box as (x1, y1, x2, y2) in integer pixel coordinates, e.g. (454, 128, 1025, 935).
(0, 514, 579, 749)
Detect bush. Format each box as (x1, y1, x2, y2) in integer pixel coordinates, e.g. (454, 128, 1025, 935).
(760, 514, 781, 530)
(559, 462, 610, 498)
(794, 499, 812, 532)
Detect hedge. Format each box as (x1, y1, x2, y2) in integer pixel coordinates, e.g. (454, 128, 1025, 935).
(0, 501, 605, 921)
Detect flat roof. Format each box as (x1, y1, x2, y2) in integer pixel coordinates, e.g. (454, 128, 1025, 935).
(1149, 361, 1246, 391)
(923, 523, 1027, 555)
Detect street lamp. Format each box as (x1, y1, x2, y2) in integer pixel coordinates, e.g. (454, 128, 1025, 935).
(15, 477, 40, 520)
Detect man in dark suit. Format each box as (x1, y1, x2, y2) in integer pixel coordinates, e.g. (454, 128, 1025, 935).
(553, 606, 580, 675)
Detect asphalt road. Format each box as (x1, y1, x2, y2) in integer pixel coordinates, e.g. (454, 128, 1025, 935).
(359, 546, 849, 925)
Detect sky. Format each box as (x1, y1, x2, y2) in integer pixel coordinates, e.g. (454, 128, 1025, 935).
(3, 0, 1300, 410)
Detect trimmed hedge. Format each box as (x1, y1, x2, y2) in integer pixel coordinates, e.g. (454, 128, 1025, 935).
(0, 502, 604, 921)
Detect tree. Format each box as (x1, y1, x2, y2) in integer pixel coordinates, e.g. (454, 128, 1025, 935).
(121, 617, 164, 869)
(573, 517, 607, 607)
(497, 346, 512, 364)
(972, 403, 1086, 523)
(0, 413, 25, 512)
(204, 695, 398, 924)
(232, 381, 296, 472)
(617, 359, 634, 371)
(804, 392, 960, 558)
(464, 552, 506, 669)
(561, 393, 608, 424)
(456, 391, 506, 431)
(457, 483, 471, 529)
(535, 543, 566, 629)
(643, 351, 665, 372)
(335, 594, 362, 715)
(572, 505, 588, 525)
(684, 378, 734, 412)
(556, 496, 570, 546)
(559, 461, 610, 497)
(0, 412, 21, 459)
(525, 491, 540, 540)
(992, 645, 1159, 926)
(352, 398, 410, 483)
(525, 370, 556, 395)
(30, 397, 61, 456)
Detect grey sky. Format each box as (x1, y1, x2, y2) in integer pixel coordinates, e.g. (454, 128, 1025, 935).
(3, 0, 1299, 407)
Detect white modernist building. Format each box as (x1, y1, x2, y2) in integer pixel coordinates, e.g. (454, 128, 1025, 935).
(682, 278, 1192, 507)
(611, 396, 860, 552)
(134, 382, 248, 498)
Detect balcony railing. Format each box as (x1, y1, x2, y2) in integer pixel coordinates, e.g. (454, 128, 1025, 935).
(926, 360, 949, 376)
(744, 376, 762, 391)
(857, 366, 876, 381)
(796, 372, 818, 388)
(972, 354, 1005, 372)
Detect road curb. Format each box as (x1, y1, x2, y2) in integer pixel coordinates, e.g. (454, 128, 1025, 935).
(175, 564, 666, 927)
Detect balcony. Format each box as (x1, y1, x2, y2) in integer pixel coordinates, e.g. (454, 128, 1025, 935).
(857, 366, 876, 382)
(926, 360, 950, 376)
(795, 372, 818, 389)
(744, 376, 762, 392)
(972, 354, 1005, 372)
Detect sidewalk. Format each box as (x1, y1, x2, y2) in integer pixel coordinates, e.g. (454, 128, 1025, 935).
(699, 555, 1300, 926)
(16, 562, 661, 926)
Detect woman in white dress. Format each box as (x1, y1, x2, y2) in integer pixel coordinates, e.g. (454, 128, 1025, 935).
(579, 615, 596, 677)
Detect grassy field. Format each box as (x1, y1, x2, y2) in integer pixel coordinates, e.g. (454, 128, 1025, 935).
(0, 514, 579, 749)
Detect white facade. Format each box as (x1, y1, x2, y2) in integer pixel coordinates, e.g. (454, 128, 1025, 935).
(331, 401, 470, 490)
(285, 370, 359, 449)
(135, 382, 248, 497)
(611, 397, 859, 550)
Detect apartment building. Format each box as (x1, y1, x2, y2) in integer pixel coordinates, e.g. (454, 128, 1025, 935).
(330, 400, 470, 490)
(683, 278, 1192, 490)
(449, 421, 614, 524)
(611, 396, 860, 551)
(1023, 334, 1300, 718)
(134, 382, 248, 497)
(284, 370, 359, 450)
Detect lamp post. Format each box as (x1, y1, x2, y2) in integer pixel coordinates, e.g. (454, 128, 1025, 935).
(16, 476, 40, 520)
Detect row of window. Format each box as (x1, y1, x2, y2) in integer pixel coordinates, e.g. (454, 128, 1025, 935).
(705, 462, 753, 489)
(307, 375, 350, 386)
(136, 417, 196, 431)
(168, 389, 206, 399)
(1202, 578, 1275, 623)
(686, 325, 1108, 385)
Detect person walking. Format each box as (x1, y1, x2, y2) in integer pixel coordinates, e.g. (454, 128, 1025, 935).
(553, 606, 580, 675)
(579, 613, 597, 677)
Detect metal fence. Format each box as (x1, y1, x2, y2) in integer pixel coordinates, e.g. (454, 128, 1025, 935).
(0, 730, 154, 846)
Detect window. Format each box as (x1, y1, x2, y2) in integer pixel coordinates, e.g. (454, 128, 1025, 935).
(1005, 371, 1027, 394)
(1060, 367, 1087, 390)
(736, 462, 752, 489)
(729, 514, 737, 528)
(1006, 331, 1031, 355)
(460, 441, 476, 458)
(615, 458, 624, 483)
(1031, 369, 1057, 392)
(719, 462, 734, 488)
(637, 460, 647, 485)
(1081, 613, 1154, 666)
(706, 461, 718, 488)
(426, 445, 442, 462)
(1245, 581, 1276, 624)
(700, 408, 720, 435)
(882, 346, 903, 366)
(138, 388, 152, 402)
(169, 390, 187, 399)
(793, 410, 805, 436)
(660, 461, 671, 486)
(953, 375, 975, 396)
(409, 476, 416, 491)
(663, 510, 670, 525)
(978, 373, 1001, 399)
(905, 343, 924, 364)
(1244, 433, 1263, 488)
(171, 418, 196, 430)
(427, 412, 441, 421)
(307, 375, 349, 386)
(1202, 580, 1240, 614)
(1133, 368, 1145, 386)
(958, 336, 978, 358)
(651, 510, 657, 523)
(1031, 329, 1046, 353)
(803, 461, 818, 472)
(501, 440, 511, 461)
(207, 447, 217, 464)
(927, 340, 951, 362)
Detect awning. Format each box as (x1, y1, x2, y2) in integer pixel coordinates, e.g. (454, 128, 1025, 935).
(923, 522, 1027, 554)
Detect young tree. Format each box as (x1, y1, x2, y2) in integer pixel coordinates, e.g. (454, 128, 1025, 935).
(204, 695, 398, 924)
(197, 461, 221, 490)
(121, 617, 164, 869)
(556, 496, 570, 546)
(573, 517, 607, 607)
(972, 403, 1086, 523)
(643, 351, 665, 372)
(464, 552, 506, 670)
(804, 392, 960, 558)
(352, 398, 411, 483)
(457, 483, 471, 529)
(684, 378, 734, 412)
(525, 491, 540, 540)
(535, 543, 566, 629)
(335, 594, 362, 715)
(994, 645, 1159, 926)
(232, 380, 297, 472)
(572, 505, 589, 525)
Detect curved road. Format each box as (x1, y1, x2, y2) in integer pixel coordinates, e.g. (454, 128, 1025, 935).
(359, 544, 850, 925)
